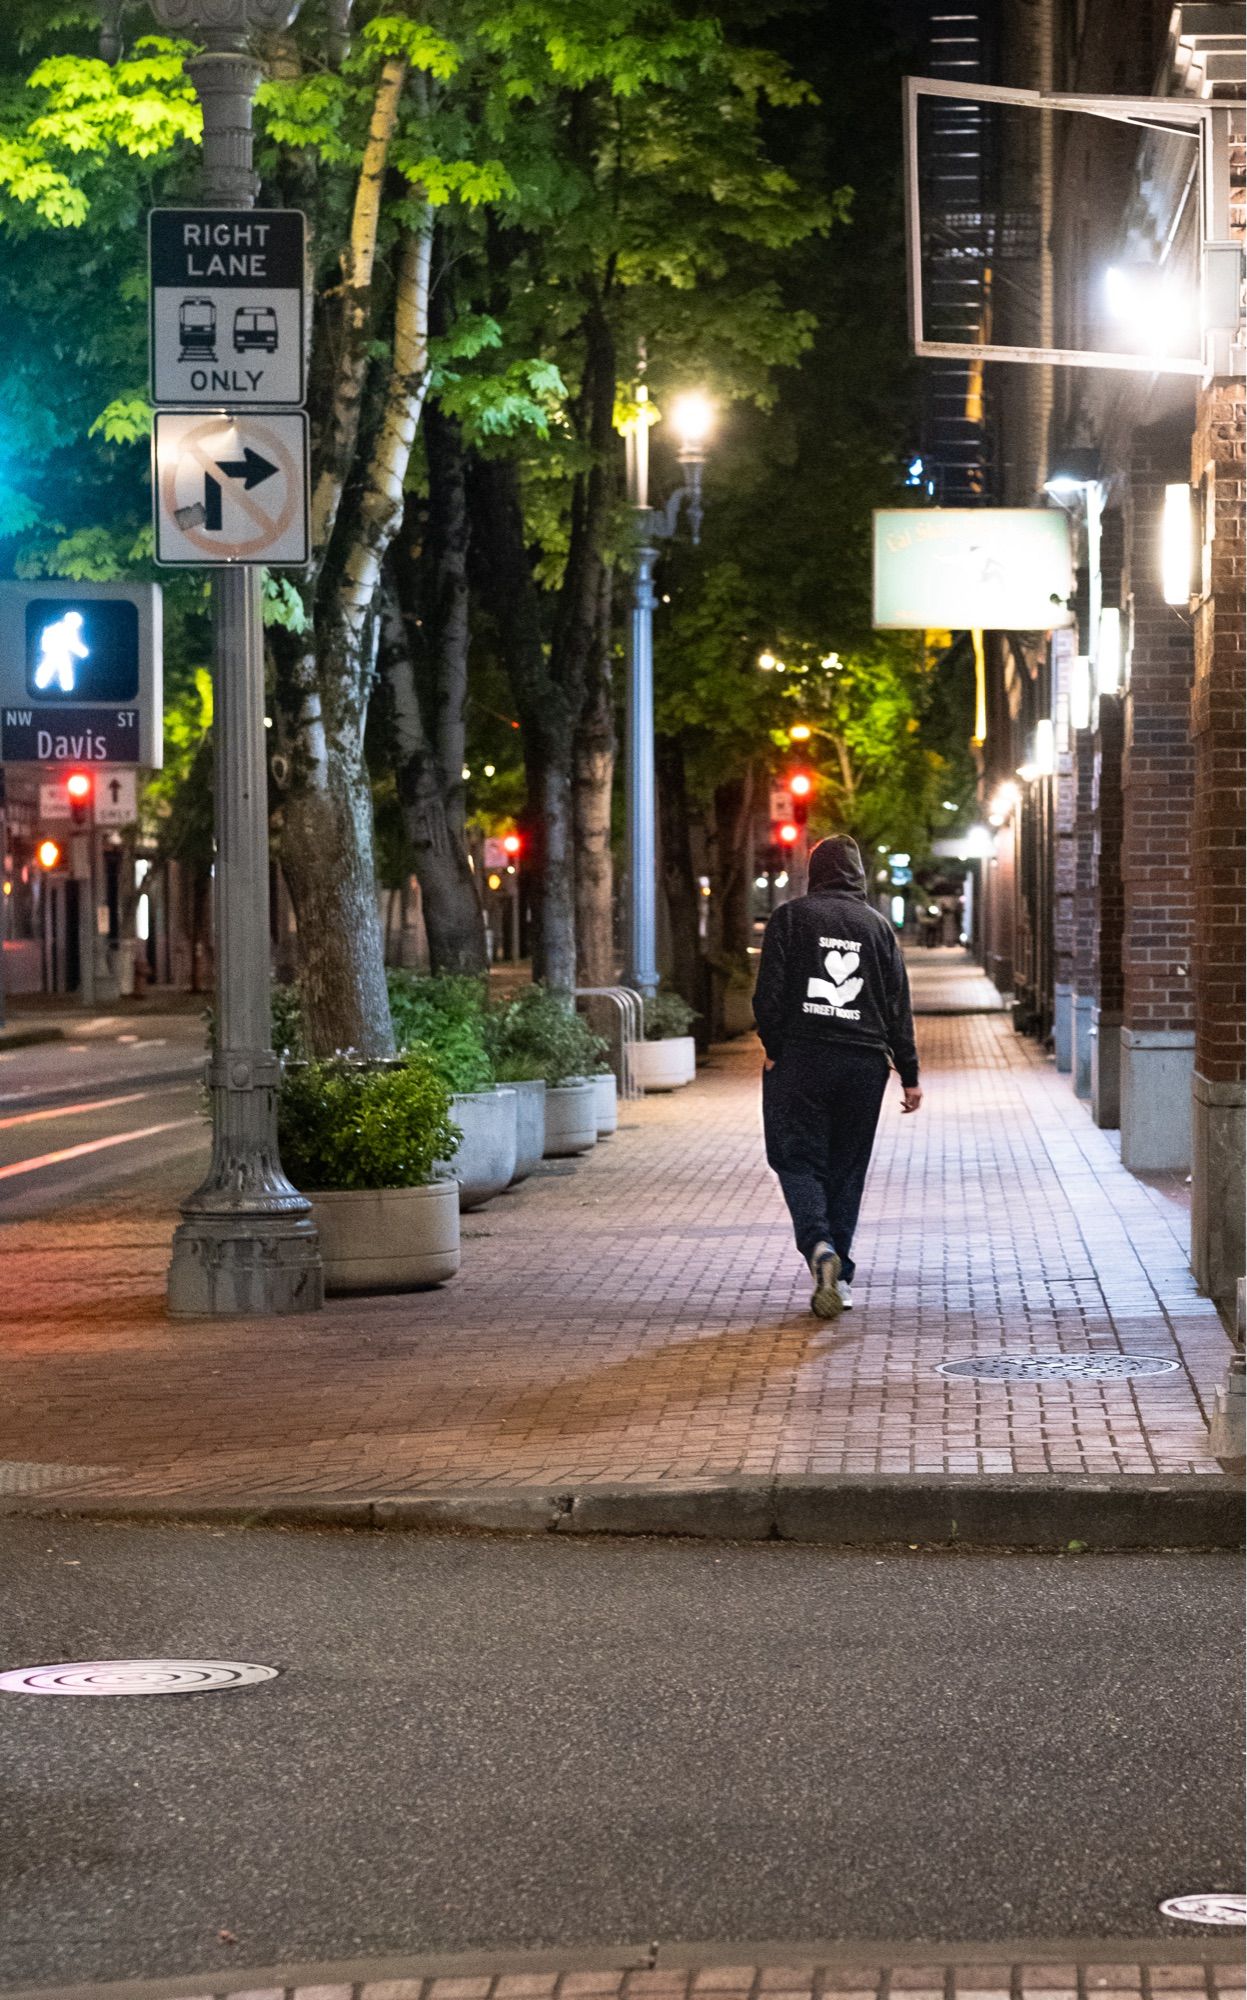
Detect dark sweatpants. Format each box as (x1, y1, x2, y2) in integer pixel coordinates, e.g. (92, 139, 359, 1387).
(762, 1041, 890, 1283)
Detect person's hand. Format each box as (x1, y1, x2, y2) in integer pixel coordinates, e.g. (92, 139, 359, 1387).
(901, 1085, 923, 1114)
(763, 1057, 775, 1072)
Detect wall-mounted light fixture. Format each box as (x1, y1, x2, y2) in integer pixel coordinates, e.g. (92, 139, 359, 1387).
(1161, 483, 1195, 606)
(1097, 607, 1123, 695)
(1033, 718, 1056, 776)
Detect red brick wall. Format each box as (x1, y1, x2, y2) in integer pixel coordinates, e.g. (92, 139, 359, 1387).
(1093, 696, 1125, 1014)
(1120, 440, 1196, 1034)
(1191, 376, 1247, 1084)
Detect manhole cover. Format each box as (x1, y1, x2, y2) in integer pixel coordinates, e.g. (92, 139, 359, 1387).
(0, 1659, 279, 1697)
(938, 1354, 1180, 1382)
(1159, 1894, 1247, 1926)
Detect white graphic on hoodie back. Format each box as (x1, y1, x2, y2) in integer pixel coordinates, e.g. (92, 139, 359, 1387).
(805, 938, 863, 1019)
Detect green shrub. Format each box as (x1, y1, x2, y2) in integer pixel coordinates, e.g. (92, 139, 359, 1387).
(387, 971, 494, 1093)
(643, 991, 698, 1042)
(278, 1050, 459, 1192)
(484, 984, 607, 1087)
(271, 983, 306, 1057)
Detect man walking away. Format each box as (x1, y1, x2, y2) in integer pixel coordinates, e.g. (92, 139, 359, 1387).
(754, 835, 921, 1319)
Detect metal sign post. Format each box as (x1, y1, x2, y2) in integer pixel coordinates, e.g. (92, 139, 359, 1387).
(151, 0, 322, 1318)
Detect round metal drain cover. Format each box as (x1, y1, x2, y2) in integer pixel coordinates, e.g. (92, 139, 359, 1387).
(1159, 1894, 1247, 1927)
(0, 1659, 278, 1697)
(938, 1353, 1180, 1382)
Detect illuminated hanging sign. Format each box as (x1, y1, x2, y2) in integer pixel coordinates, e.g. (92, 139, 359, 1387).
(0, 583, 162, 766)
(872, 508, 1074, 631)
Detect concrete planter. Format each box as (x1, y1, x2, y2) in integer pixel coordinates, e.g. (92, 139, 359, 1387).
(593, 1070, 618, 1137)
(543, 1077, 598, 1157)
(626, 1035, 696, 1092)
(310, 1180, 460, 1295)
(508, 1078, 547, 1184)
(445, 1087, 517, 1210)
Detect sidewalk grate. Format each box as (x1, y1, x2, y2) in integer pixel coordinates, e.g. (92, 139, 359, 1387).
(938, 1355, 1181, 1383)
(0, 1658, 279, 1696)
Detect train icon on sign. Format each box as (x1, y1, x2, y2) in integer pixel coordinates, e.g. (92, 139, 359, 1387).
(178, 297, 217, 361)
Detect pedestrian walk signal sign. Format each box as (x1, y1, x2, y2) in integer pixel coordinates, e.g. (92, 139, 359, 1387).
(0, 582, 162, 768)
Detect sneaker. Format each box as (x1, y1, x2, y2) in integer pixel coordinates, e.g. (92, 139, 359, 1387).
(808, 1241, 843, 1320)
(835, 1278, 854, 1311)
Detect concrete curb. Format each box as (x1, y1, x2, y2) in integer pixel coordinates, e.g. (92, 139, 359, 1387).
(4, 1473, 1242, 1548)
(0, 1026, 66, 1051)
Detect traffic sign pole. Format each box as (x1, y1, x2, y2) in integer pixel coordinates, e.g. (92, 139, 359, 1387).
(158, 12, 322, 1319)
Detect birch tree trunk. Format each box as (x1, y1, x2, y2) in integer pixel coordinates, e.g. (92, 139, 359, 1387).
(656, 734, 706, 1025)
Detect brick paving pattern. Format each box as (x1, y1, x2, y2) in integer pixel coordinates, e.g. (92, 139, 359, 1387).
(28, 1958, 1241, 2000)
(0, 963, 1233, 1499)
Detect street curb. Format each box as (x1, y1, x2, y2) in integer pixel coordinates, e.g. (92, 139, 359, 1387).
(0, 1027, 66, 1051)
(5, 1473, 1243, 1548)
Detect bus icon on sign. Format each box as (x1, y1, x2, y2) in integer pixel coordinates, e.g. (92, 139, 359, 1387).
(234, 305, 278, 353)
(178, 297, 217, 361)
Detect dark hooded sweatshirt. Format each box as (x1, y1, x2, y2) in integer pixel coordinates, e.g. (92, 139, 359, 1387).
(752, 836, 919, 1086)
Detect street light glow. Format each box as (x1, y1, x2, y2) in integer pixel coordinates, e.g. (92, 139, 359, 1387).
(670, 391, 713, 447)
(789, 723, 812, 742)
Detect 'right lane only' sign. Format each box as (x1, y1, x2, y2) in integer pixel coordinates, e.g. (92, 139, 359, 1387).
(149, 208, 306, 407)
(153, 410, 310, 567)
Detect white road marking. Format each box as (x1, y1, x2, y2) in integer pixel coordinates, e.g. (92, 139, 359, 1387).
(0, 1119, 201, 1182)
(0, 1090, 156, 1132)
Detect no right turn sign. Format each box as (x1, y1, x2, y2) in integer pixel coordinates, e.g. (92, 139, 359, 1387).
(153, 410, 310, 567)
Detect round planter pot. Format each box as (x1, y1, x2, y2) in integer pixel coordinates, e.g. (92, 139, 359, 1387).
(444, 1087, 517, 1210)
(543, 1077, 598, 1158)
(593, 1070, 618, 1137)
(626, 1035, 696, 1091)
(508, 1078, 547, 1184)
(310, 1180, 460, 1295)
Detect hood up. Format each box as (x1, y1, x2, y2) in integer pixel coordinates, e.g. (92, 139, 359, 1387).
(807, 834, 867, 898)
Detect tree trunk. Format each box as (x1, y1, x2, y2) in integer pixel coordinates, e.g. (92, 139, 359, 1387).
(380, 381, 487, 977)
(468, 452, 578, 991)
(656, 734, 709, 1035)
(707, 766, 755, 1039)
(573, 567, 616, 987)
(272, 620, 394, 1055)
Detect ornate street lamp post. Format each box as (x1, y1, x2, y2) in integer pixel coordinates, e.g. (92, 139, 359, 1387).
(149, 0, 322, 1316)
(623, 390, 712, 998)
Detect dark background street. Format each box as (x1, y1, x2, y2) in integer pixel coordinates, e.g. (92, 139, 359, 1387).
(0, 1522, 1240, 1989)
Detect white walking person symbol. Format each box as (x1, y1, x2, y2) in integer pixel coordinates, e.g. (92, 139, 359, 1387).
(34, 611, 89, 693)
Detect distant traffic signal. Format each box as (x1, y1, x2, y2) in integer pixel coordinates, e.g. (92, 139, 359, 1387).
(37, 837, 66, 872)
(502, 832, 522, 858)
(777, 821, 800, 847)
(788, 769, 813, 828)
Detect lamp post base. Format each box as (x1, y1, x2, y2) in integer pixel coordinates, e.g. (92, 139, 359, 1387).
(167, 1211, 324, 1319)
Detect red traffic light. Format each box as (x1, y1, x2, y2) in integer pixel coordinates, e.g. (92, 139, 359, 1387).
(789, 771, 813, 798)
(778, 822, 800, 846)
(502, 833, 522, 856)
(66, 772, 92, 802)
(37, 838, 64, 871)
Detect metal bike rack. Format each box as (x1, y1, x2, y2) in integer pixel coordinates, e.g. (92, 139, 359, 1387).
(574, 985, 645, 1098)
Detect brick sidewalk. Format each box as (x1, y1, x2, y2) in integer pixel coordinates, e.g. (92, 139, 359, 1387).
(0, 988, 1235, 1502)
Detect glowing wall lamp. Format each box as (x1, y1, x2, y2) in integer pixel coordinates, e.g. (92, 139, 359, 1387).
(1033, 718, 1056, 776)
(1097, 607, 1123, 695)
(1162, 483, 1196, 606)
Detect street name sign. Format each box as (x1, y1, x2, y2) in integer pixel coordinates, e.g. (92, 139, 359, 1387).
(153, 410, 310, 567)
(0, 582, 163, 767)
(872, 508, 1074, 631)
(149, 208, 306, 407)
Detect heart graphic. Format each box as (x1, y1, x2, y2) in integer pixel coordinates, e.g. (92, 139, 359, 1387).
(823, 947, 859, 985)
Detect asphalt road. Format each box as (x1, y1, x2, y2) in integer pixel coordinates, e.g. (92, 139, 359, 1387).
(0, 1523, 1241, 1988)
(0, 1017, 206, 1220)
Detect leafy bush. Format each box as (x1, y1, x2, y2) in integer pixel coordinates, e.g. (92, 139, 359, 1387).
(484, 984, 607, 1087)
(278, 1051, 459, 1192)
(387, 971, 494, 1093)
(271, 983, 306, 1057)
(643, 991, 698, 1042)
